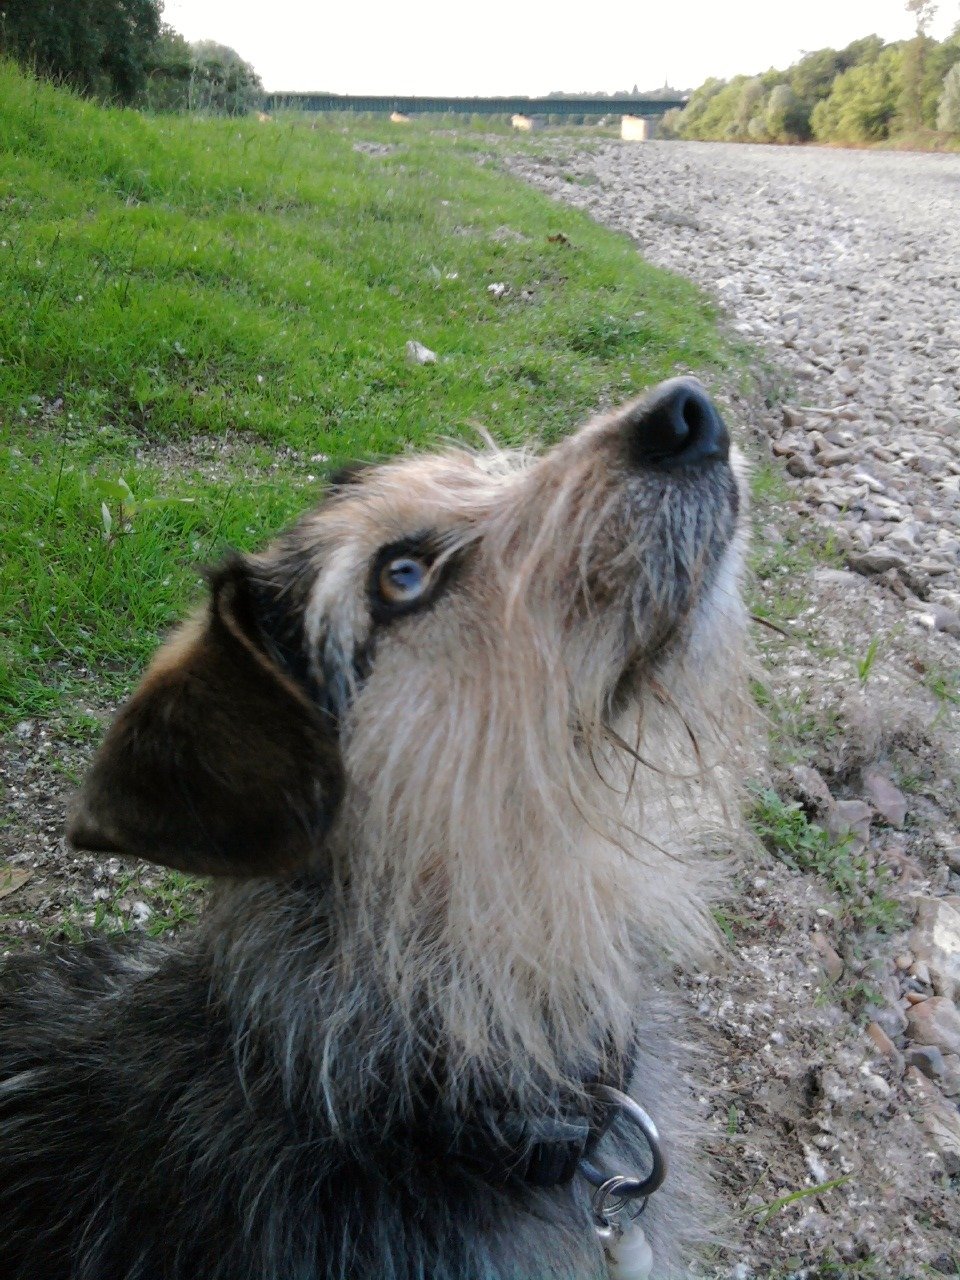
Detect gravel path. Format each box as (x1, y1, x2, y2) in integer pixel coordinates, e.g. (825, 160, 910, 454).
(506, 140, 960, 1277)
(507, 141, 960, 633)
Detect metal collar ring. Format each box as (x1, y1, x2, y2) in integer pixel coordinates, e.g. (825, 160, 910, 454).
(578, 1083, 667, 1200)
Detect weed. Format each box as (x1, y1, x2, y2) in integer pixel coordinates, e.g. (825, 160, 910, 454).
(924, 666, 960, 705)
(750, 461, 792, 506)
(857, 635, 882, 686)
(49, 869, 205, 943)
(754, 1175, 849, 1226)
(749, 788, 900, 936)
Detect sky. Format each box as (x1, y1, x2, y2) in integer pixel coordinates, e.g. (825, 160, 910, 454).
(162, 0, 960, 95)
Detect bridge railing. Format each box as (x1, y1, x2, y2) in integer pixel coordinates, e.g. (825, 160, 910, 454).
(262, 94, 685, 118)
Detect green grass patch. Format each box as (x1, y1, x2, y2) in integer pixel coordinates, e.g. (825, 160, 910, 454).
(0, 62, 741, 726)
(749, 787, 901, 937)
(51, 869, 206, 943)
(748, 465, 844, 626)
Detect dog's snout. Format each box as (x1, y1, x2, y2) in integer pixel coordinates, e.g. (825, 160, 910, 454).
(626, 377, 729, 470)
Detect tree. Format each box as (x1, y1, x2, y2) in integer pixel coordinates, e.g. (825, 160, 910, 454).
(899, 33, 936, 129)
(186, 42, 262, 115)
(811, 47, 904, 142)
(900, 1, 939, 128)
(141, 25, 193, 112)
(671, 77, 725, 137)
(842, 34, 886, 66)
(666, 21, 958, 145)
(920, 28, 960, 125)
(937, 61, 960, 129)
(141, 36, 262, 115)
(0, 0, 161, 103)
(905, 1, 938, 36)
(734, 78, 766, 135)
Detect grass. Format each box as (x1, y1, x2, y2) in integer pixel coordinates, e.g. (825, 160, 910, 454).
(749, 787, 901, 938)
(855, 634, 882, 686)
(52, 869, 206, 943)
(923, 664, 960, 706)
(0, 60, 740, 727)
(748, 464, 844, 627)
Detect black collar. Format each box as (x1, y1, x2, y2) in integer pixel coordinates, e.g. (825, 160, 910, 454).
(433, 1037, 637, 1189)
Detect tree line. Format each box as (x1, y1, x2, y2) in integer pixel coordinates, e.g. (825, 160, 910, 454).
(663, 22, 960, 144)
(0, 0, 262, 114)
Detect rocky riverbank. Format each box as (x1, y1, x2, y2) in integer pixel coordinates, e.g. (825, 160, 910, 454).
(506, 139, 960, 1276)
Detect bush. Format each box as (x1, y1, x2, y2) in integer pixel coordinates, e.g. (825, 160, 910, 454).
(658, 107, 683, 138)
(735, 78, 765, 134)
(663, 26, 960, 146)
(746, 115, 768, 141)
(924, 33, 960, 127)
(140, 36, 262, 115)
(140, 25, 192, 112)
(672, 77, 726, 137)
(765, 83, 806, 141)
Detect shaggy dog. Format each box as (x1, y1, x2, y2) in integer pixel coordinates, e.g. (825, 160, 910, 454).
(0, 378, 749, 1279)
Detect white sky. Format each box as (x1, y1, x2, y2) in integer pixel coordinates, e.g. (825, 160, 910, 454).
(162, 0, 959, 94)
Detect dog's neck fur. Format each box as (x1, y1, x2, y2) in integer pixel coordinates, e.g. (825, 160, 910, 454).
(206, 655, 748, 1137)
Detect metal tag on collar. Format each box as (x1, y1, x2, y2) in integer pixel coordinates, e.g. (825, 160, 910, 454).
(592, 1176, 655, 1280)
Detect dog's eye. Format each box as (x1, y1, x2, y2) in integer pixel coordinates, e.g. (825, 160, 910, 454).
(377, 557, 429, 605)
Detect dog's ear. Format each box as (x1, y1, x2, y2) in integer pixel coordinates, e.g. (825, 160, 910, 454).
(68, 556, 343, 877)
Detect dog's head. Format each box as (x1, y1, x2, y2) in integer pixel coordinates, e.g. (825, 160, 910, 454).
(69, 379, 747, 893)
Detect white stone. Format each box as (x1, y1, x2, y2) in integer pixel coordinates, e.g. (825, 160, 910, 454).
(911, 898, 960, 1001)
(404, 340, 437, 365)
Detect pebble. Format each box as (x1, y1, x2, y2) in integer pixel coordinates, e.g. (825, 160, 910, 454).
(786, 453, 815, 478)
(404, 340, 437, 365)
(903, 1068, 960, 1175)
(910, 898, 960, 1002)
(910, 959, 932, 986)
(811, 931, 844, 983)
(789, 764, 833, 814)
(906, 997, 960, 1057)
(861, 771, 907, 829)
(865, 1021, 898, 1058)
(905, 1044, 960, 1096)
(826, 799, 872, 843)
(848, 549, 908, 577)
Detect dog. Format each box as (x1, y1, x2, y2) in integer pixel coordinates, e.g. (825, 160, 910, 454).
(0, 377, 749, 1279)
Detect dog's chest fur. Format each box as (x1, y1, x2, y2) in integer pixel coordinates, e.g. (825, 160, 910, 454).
(0, 911, 702, 1280)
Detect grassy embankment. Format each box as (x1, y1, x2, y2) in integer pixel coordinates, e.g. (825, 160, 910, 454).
(0, 61, 739, 730)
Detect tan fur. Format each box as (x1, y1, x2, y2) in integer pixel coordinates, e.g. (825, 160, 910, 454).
(236, 400, 755, 1112)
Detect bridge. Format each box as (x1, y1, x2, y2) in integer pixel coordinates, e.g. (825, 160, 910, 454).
(262, 94, 685, 118)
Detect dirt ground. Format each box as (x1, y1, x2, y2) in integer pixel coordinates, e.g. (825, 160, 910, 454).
(695, 391, 960, 1278)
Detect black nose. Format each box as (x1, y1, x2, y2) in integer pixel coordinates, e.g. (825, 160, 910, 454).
(627, 378, 730, 470)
